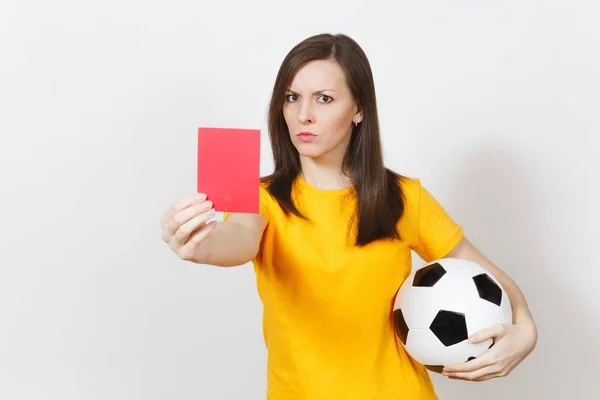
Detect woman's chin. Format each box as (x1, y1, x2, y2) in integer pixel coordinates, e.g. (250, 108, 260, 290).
(297, 149, 324, 159)
(294, 144, 323, 159)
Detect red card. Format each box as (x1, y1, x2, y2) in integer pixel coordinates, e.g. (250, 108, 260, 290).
(197, 127, 261, 213)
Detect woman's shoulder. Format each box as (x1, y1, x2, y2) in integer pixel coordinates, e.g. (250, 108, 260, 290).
(390, 173, 430, 225)
(389, 171, 423, 200)
(259, 177, 274, 197)
(258, 176, 281, 215)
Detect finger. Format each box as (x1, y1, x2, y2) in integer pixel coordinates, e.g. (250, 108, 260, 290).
(178, 220, 218, 260)
(475, 372, 502, 382)
(171, 207, 216, 245)
(444, 364, 498, 381)
(189, 220, 218, 245)
(161, 193, 208, 230)
(163, 200, 211, 243)
(469, 323, 506, 344)
(165, 200, 214, 239)
(162, 194, 207, 232)
(444, 354, 494, 373)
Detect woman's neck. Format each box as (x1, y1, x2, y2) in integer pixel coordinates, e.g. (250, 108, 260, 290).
(299, 156, 353, 190)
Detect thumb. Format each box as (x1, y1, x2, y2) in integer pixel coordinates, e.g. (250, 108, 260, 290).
(469, 323, 506, 344)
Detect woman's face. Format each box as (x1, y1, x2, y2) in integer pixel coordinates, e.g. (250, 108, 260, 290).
(283, 59, 362, 161)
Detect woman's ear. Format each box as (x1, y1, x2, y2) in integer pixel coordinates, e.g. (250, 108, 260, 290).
(353, 104, 363, 125)
(353, 111, 363, 125)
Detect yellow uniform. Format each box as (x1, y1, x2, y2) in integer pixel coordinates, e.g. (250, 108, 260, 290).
(226, 176, 463, 399)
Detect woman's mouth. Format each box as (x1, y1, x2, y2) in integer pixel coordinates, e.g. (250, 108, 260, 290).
(297, 132, 317, 142)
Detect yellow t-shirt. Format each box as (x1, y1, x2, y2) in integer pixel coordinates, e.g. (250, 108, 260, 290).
(226, 175, 463, 400)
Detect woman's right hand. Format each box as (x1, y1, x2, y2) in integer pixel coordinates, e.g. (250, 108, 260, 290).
(161, 192, 218, 263)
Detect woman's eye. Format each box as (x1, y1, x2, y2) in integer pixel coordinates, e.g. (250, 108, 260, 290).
(285, 94, 332, 103)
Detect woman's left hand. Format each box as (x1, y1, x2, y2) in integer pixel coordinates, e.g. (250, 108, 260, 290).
(442, 322, 537, 382)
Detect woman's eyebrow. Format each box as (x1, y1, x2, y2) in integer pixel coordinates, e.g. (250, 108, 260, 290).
(285, 89, 337, 94)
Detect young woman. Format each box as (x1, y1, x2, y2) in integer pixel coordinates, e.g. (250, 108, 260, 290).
(160, 33, 537, 399)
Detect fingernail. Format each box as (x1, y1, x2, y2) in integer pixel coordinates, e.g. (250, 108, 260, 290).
(196, 193, 206, 200)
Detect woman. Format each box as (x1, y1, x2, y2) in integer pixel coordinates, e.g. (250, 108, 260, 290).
(160, 33, 537, 399)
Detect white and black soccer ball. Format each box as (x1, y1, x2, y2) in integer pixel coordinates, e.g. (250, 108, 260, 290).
(393, 258, 512, 373)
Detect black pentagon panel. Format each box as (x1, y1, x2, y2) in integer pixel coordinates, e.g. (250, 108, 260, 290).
(393, 309, 409, 345)
(425, 365, 444, 374)
(467, 356, 476, 362)
(413, 262, 446, 287)
(473, 273, 502, 306)
(489, 341, 495, 349)
(429, 310, 468, 346)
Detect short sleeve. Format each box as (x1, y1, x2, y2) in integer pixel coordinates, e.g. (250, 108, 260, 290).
(409, 179, 464, 262)
(223, 182, 272, 222)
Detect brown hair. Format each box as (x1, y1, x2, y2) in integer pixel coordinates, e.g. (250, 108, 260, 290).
(263, 33, 406, 246)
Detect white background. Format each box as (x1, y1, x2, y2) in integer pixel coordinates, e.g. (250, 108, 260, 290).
(1, 0, 598, 399)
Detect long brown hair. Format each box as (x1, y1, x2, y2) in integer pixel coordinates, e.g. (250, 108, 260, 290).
(263, 33, 406, 246)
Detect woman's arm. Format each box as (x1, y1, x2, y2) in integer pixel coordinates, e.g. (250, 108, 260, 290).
(201, 213, 267, 267)
(445, 237, 537, 330)
(441, 236, 538, 381)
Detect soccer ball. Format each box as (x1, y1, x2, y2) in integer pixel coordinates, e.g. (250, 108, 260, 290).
(393, 258, 512, 373)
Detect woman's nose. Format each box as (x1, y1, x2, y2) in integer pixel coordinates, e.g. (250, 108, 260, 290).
(297, 102, 314, 125)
